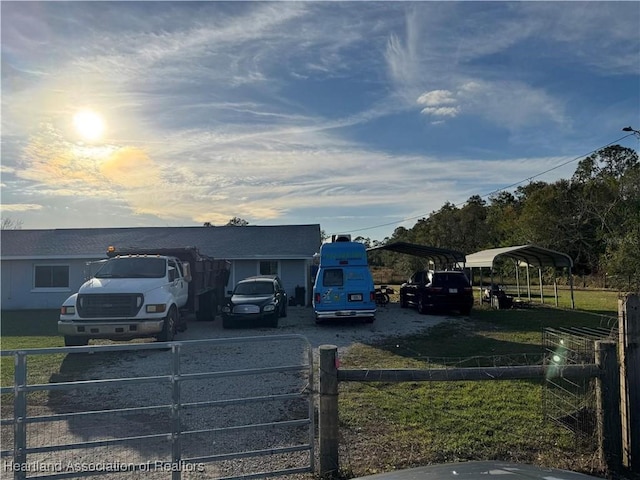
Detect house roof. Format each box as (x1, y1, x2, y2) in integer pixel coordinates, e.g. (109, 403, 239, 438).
(367, 241, 466, 267)
(0, 225, 322, 260)
(464, 245, 573, 269)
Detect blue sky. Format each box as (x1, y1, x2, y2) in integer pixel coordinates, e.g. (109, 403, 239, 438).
(1, 1, 639, 242)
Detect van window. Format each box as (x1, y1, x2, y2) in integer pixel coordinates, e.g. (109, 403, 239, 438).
(323, 268, 343, 287)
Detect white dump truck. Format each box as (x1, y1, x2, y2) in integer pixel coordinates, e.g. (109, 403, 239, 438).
(59, 246, 230, 346)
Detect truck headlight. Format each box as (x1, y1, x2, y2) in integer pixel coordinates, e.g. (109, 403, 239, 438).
(222, 305, 231, 313)
(61, 306, 76, 315)
(263, 304, 275, 312)
(146, 304, 167, 313)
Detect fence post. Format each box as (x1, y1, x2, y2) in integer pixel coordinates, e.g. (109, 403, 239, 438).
(595, 341, 622, 474)
(319, 345, 339, 478)
(13, 352, 27, 480)
(619, 293, 640, 473)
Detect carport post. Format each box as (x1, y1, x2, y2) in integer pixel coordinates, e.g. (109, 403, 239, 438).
(569, 269, 576, 309)
(539, 268, 544, 304)
(319, 345, 339, 478)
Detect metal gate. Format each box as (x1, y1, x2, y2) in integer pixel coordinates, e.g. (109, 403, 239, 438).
(542, 326, 617, 438)
(1, 335, 314, 480)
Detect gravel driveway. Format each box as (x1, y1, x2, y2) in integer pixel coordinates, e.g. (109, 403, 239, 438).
(9, 304, 449, 480)
(181, 302, 448, 354)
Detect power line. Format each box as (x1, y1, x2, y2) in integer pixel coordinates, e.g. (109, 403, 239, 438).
(345, 133, 637, 237)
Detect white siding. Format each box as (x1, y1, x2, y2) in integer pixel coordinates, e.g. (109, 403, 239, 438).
(1, 258, 100, 310)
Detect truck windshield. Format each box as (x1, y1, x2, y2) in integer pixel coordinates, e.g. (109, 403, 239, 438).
(95, 257, 166, 278)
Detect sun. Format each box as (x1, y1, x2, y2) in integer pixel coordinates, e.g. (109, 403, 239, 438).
(73, 109, 105, 142)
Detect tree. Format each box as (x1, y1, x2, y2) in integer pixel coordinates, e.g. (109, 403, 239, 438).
(1, 217, 23, 229)
(571, 146, 639, 276)
(458, 195, 489, 253)
(486, 191, 520, 247)
(225, 217, 249, 226)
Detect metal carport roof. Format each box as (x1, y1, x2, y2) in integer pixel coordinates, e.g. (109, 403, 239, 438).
(465, 245, 574, 309)
(465, 245, 573, 269)
(367, 241, 466, 267)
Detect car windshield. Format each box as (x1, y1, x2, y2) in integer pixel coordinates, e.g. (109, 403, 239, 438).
(234, 281, 274, 295)
(94, 257, 166, 279)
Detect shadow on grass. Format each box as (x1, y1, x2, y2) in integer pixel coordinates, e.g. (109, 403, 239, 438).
(365, 304, 617, 372)
(1, 309, 59, 337)
(373, 320, 544, 368)
(471, 305, 616, 334)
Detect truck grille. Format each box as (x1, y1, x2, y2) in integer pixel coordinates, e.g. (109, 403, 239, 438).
(77, 294, 144, 318)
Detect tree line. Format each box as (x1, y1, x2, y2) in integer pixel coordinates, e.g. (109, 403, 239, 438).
(361, 145, 639, 290)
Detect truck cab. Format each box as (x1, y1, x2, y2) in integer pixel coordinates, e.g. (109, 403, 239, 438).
(59, 252, 191, 346)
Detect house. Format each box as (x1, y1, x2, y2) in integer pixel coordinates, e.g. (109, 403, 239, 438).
(0, 225, 322, 310)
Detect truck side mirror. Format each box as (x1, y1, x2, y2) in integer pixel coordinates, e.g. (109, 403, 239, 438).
(182, 262, 192, 282)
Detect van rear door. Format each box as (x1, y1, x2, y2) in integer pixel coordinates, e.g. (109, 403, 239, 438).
(316, 267, 373, 312)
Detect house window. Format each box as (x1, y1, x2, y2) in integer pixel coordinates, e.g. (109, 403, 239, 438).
(34, 265, 69, 288)
(259, 260, 278, 275)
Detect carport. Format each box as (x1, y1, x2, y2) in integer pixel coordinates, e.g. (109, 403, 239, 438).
(367, 241, 466, 270)
(465, 245, 575, 309)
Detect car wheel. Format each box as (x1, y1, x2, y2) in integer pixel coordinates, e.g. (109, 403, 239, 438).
(158, 306, 177, 342)
(64, 335, 88, 347)
(418, 298, 428, 315)
(268, 313, 279, 328)
(400, 295, 408, 308)
(364, 316, 375, 324)
(281, 302, 288, 318)
(222, 315, 233, 329)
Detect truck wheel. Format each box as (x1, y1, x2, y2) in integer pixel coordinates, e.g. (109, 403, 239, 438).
(64, 336, 88, 347)
(400, 295, 408, 308)
(418, 298, 428, 315)
(158, 307, 177, 342)
(222, 315, 233, 329)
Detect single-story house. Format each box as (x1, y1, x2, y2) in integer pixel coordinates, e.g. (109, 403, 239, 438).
(0, 224, 322, 310)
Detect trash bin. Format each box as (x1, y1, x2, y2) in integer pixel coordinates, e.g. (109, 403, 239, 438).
(295, 285, 305, 306)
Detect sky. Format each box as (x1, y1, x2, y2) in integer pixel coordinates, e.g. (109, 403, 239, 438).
(1, 1, 639, 242)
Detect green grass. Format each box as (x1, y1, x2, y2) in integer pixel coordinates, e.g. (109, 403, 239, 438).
(1, 310, 66, 389)
(336, 291, 622, 478)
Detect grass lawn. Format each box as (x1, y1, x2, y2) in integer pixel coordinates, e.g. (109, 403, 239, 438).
(335, 289, 621, 478)
(1, 310, 65, 388)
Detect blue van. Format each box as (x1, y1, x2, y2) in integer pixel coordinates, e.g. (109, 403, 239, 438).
(312, 236, 376, 323)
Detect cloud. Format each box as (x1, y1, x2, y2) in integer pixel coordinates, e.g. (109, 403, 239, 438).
(1, 203, 43, 212)
(420, 106, 459, 117)
(100, 147, 163, 188)
(417, 80, 565, 128)
(1, 1, 635, 237)
(417, 90, 457, 107)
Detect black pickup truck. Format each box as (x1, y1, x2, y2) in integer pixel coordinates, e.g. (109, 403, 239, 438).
(399, 270, 474, 315)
